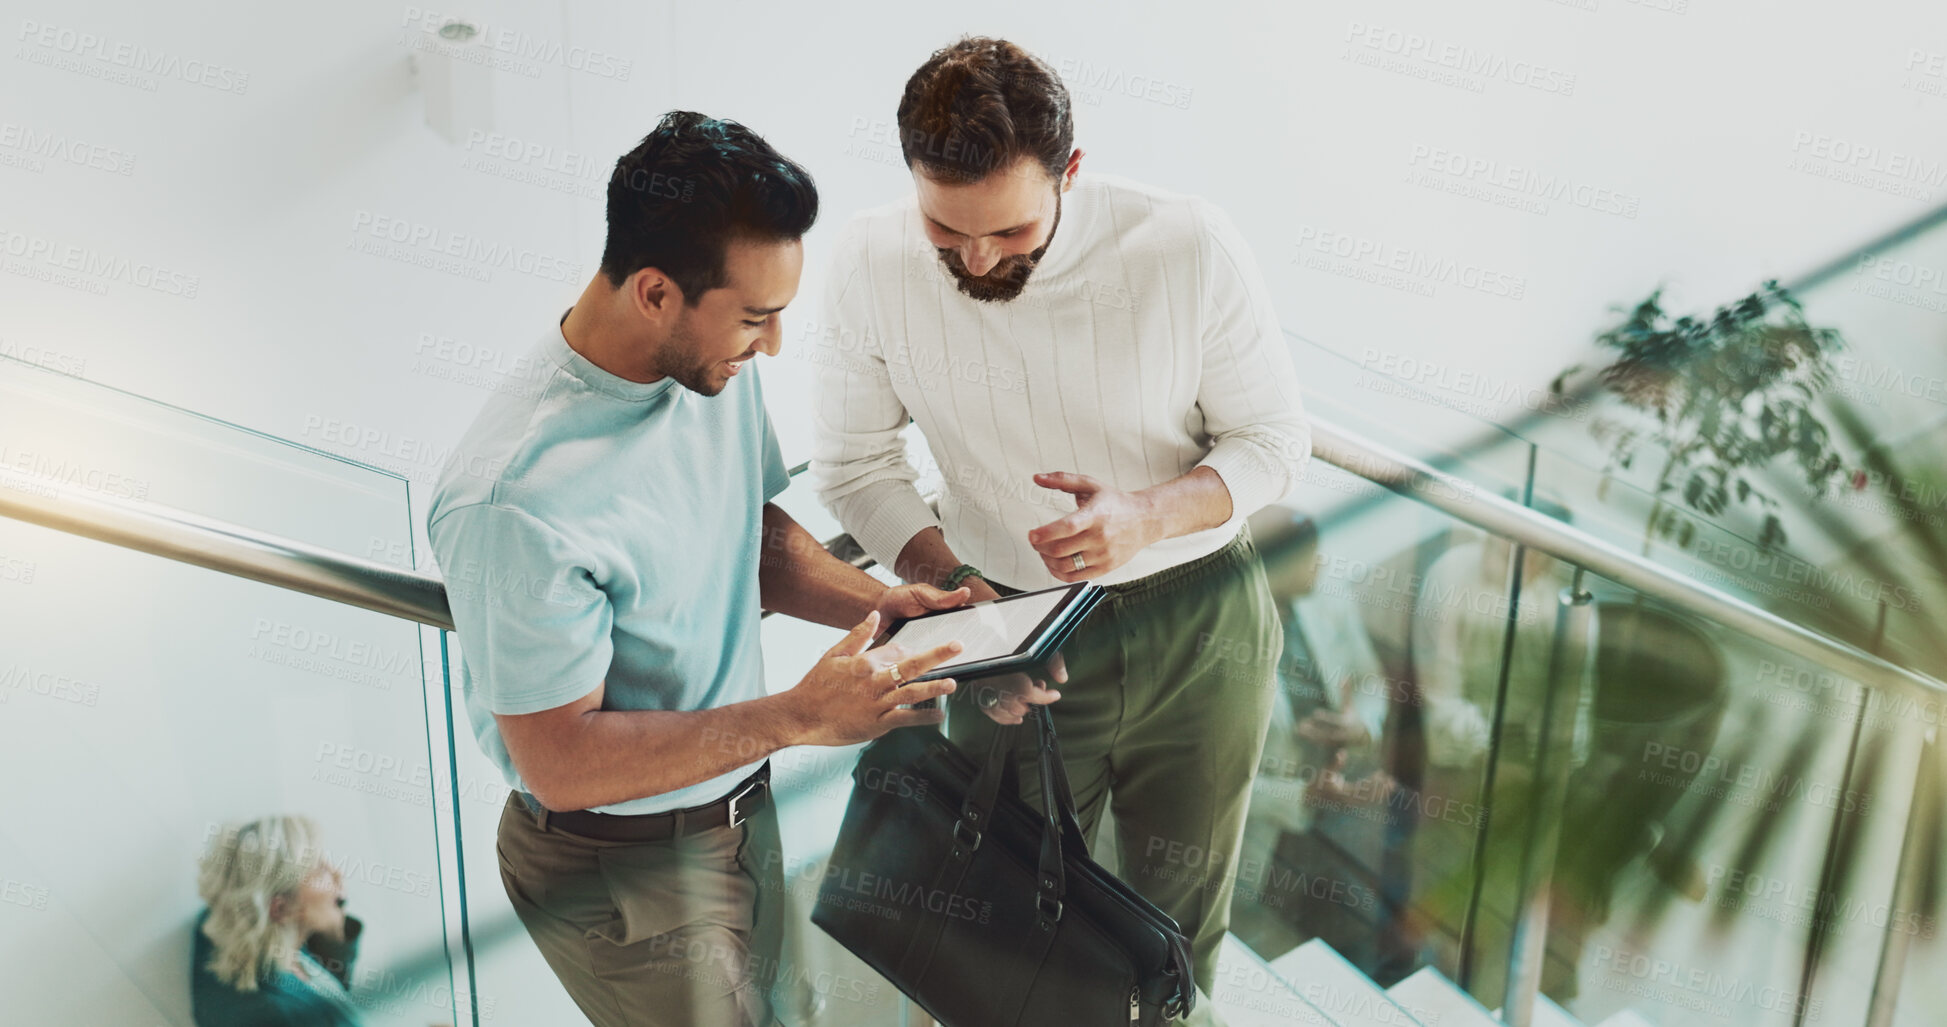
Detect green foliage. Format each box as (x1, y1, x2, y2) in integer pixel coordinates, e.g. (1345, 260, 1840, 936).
(1553, 280, 1849, 553)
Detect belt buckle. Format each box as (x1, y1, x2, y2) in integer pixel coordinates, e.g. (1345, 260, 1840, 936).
(726, 776, 763, 828)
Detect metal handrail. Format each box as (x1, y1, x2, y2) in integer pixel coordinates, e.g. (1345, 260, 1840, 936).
(0, 481, 454, 629)
(4, 415, 1944, 708)
(1309, 420, 1947, 706)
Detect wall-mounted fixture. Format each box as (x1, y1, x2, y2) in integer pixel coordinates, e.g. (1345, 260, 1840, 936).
(417, 18, 492, 144)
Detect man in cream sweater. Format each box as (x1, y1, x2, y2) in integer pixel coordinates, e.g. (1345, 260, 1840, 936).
(810, 36, 1309, 999)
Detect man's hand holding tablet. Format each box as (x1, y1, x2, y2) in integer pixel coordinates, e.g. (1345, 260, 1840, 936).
(877, 583, 1104, 725)
(784, 611, 969, 746)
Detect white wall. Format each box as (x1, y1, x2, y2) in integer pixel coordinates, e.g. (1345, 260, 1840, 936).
(5, 1, 1946, 1024)
(7, 0, 1944, 503)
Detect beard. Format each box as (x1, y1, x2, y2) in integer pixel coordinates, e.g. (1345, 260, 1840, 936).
(658, 311, 734, 397)
(935, 189, 1063, 303)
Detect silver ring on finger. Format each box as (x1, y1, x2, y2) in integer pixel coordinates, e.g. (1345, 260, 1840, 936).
(1071, 554, 1087, 572)
(978, 689, 999, 709)
(887, 662, 904, 685)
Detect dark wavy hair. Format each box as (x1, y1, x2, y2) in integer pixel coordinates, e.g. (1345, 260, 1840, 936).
(600, 111, 818, 302)
(896, 37, 1074, 184)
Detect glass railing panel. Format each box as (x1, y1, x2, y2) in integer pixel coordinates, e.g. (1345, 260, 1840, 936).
(1281, 337, 1947, 1023)
(1288, 331, 1542, 501)
(1490, 565, 1934, 1026)
(0, 352, 416, 561)
(1221, 449, 1523, 1004)
(1790, 210, 1947, 481)
(1527, 444, 1947, 700)
(1347, 242, 1947, 690)
(1792, 216, 1947, 690)
(0, 360, 461, 1025)
(1886, 723, 1945, 1026)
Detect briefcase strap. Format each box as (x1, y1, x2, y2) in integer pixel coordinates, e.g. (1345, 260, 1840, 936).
(1034, 705, 1091, 858)
(991, 710, 1075, 1025)
(1029, 706, 1198, 1021)
(893, 725, 1016, 984)
(1030, 708, 1068, 919)
(890, 713, 1112, 1021)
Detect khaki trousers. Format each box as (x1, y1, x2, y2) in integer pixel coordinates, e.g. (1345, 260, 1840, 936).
(948, 528, 1282, 997)
(496, 791, 786, 1027)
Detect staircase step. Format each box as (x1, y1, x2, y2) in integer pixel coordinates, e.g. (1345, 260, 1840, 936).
(1594, 1011, 1657, 1027)
(1493, 993, 1585, 1027)
(1532, 993, 1584, 1027)
(1268, 940, 1424, 1026)
(1212, 934, 1337, 1026)
(1383, 966, 1500, 1027)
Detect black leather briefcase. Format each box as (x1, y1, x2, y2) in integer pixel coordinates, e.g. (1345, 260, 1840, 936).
(812, 706, 1195, 1026)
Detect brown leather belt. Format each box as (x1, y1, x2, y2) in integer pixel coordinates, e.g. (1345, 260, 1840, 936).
(518, 762, 769, 843)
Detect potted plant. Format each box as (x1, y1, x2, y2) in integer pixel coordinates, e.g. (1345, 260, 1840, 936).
(1552, 278, 1851, 556)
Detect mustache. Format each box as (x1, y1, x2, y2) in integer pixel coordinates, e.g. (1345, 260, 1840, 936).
(931, 190, 1062, 303)
(934, 243, 1047, 302)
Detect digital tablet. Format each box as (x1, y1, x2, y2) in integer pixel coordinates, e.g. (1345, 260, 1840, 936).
(881, 582, 1104, 682)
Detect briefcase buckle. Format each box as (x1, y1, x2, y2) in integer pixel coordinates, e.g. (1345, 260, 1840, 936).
(952, 819, 983, 852)
(1035, 891, 1063, 923)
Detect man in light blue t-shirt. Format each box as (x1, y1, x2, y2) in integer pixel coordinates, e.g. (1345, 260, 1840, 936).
(428, 112, 972, 1027)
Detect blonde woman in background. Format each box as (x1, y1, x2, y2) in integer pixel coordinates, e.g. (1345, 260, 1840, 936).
(191, 816, 365, 1027)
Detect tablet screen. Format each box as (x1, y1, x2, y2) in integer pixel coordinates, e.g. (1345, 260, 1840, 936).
(883, 588, 1070, 671)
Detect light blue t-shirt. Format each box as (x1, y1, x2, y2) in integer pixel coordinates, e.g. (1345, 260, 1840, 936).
(428, 322, 790, 815)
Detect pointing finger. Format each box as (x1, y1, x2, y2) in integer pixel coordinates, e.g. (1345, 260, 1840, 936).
(828, 612, 880, 658)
